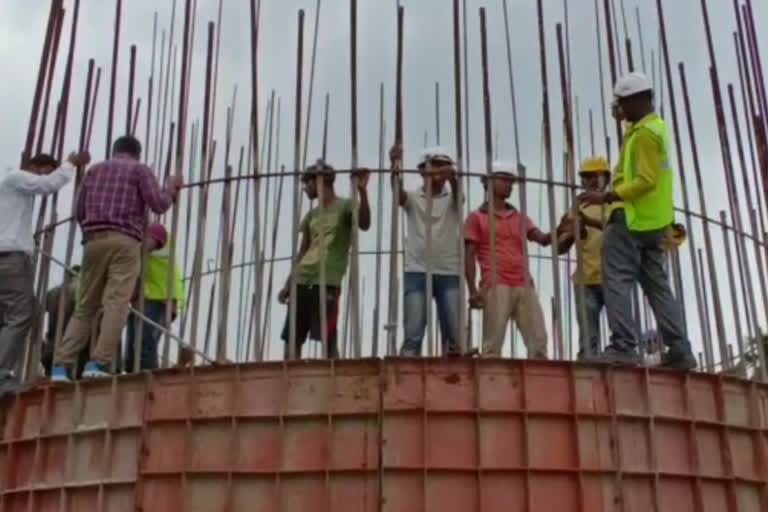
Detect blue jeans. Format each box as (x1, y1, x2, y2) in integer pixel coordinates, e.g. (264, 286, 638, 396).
(125, 300, 168, 371)
(400, 272, 461, 356)
(574, 284, 604, 357)
(602, 210, 691, 355)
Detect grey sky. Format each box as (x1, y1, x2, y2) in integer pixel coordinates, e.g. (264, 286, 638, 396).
(1, 0, 767, 364)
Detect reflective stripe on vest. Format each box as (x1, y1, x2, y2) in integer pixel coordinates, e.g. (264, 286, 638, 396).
(621, 116, 674, 231)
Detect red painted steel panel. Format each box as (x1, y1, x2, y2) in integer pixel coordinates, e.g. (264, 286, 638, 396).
(1, 358, 767, 511)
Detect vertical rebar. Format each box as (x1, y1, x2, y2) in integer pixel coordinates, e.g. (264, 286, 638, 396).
(105, 0, 122, 158)
(679, 63, 726, 369)
(288, 9, 305, 360)
(127, 44, 136, 134)
(386, 5, 404, 357)
(347, 0, 362, 358)
(656, 0, 706, 349)
(537, 0, 563, 356)
(22, 0, 60, 165)
(249, 0, 263, 362)
(453, 0, 467, 353)
(372, 83, 385, 357)
(720, 210, 745, 362)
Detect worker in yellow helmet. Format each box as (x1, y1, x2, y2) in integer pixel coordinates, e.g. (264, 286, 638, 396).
(578, 71, 696, 371)
(559, 157, 611, 359)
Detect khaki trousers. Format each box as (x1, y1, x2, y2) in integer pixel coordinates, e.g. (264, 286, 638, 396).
(55, 232, 140, 367)
(482, 284, 548, 358)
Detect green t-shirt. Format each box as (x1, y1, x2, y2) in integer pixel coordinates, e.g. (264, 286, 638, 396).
(296, 198, 354, 287)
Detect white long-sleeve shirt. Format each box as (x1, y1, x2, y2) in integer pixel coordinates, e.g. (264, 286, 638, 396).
(0, 163, 74, 254)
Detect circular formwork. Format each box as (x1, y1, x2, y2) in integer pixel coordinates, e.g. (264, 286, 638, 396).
(0, 358, 767, 512)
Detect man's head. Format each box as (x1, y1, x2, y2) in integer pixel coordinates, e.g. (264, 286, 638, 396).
(301, 159, 335, 199)
(417, 147, 455, 190)
(112, 135, 142, 159)
(579, 156, 611, 191)
(26, 153, 59, 175)
(613, 72, 654, 123)
(145, 222, 168, 251)
(482, 161, 517, 199)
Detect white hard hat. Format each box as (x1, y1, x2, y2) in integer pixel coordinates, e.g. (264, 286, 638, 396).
(489, 160, 518, 179)
(418, 146, 454, 167)
(613, 71, 653, 99)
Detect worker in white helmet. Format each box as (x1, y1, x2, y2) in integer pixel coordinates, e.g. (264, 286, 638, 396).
(390, 144, 462, 357)
(578, 71, 696, 370)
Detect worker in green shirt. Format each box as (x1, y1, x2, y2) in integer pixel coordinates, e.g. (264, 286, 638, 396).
(124, 222, 184, 371)
(578, 71, 696, 370)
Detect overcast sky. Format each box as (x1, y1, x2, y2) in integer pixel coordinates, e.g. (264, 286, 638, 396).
(1, 0, 767, 366)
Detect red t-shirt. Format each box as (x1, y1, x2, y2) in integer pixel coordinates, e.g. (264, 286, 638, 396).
(464, 205, 536, 287)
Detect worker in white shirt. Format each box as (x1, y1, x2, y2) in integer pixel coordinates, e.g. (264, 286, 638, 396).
(0, 150, 90, 393)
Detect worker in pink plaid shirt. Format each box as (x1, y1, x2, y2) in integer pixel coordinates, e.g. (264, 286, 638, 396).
(52, 135, 183, 382)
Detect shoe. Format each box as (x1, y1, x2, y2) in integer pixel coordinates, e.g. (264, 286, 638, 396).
(82, 361, 111, 378)
(50, 365, 71, 383)
(659, 351, 697, 371)
(585, 345, 642, 366)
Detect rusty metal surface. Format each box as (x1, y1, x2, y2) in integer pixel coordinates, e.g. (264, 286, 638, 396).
(2, 359, 767, 511)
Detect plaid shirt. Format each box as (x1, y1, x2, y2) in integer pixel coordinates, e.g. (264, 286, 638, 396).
(76, 154, 175, 241)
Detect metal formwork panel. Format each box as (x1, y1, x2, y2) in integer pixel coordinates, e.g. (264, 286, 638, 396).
(1, 358, 768, 511)
(0, 376, 146, 512)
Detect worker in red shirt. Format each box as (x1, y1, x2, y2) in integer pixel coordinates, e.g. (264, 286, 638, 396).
(464, 163, 573, 358)
(51, 135, 183, 382)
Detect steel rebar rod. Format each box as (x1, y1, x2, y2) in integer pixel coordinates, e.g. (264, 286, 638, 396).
(372, 83, 385, 357)
(537, 0, 563, 356)
(287, 9, 305, 361)
(22, 0, 60, 166)
(453, 0, 468, 353)
(127, 44, 136, 134)
(105, 0, 122, 158)
(656, 0, 707, 354)
(385, 5, 404, 357)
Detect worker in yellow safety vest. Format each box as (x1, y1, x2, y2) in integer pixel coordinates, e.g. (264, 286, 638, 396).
(577, 71, 697, 371)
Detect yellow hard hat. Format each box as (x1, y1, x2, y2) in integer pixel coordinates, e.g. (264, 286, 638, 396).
(580, 156, 610, 174)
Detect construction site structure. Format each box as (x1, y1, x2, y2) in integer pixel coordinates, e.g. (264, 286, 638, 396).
(2, 0, 768, 510)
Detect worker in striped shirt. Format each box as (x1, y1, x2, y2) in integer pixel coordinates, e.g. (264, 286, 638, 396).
(52, 135, 183, 382)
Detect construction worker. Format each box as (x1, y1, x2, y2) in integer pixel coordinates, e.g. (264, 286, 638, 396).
(464, 162, 573, 358)
(277, 160, 371, 359)
(559, 157, 612, 359)
(390, 144, 462, 357)
(0, 150, 89, 393)
(124, 222, 184, 372)
(41, 265, 89, 378)
(52, 135, 183, 382)
(578, 71, 696, 370)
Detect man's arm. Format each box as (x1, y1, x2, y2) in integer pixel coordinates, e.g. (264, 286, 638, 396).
(137, 166, 178, 214)
(465, 240, 478, 296)
(5, 163, 74, 195)
(612, 130, 661, 201)
(280, 224, 311, 298)
(448, 172, 461, 210)
(357, 187, 371, 231)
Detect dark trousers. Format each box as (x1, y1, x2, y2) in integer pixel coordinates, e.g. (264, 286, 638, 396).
(125, 300, 168, 371)
(281, 284, 340, 359)
(0, 252, 35, 379)
(602, 210, 690, 355)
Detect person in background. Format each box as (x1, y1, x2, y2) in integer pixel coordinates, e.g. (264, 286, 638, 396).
(0, 150, 89, 393)
(41, 265, 89, 377)
(391, 144, 462, 357)
(277, 160, 371, 360)
(464, 162, 573, 358)
(52, 135, 183, 382)
(124, 222, 185, 372)
(559, 156, 612, 360)
(578, 72, 696, 370)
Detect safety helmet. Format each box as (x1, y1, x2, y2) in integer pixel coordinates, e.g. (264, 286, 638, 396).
(614, 71, 653, 99)
(481, 161, 517, 187)
(418, 146, 454, 168)
(579, 156, 610, 174)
